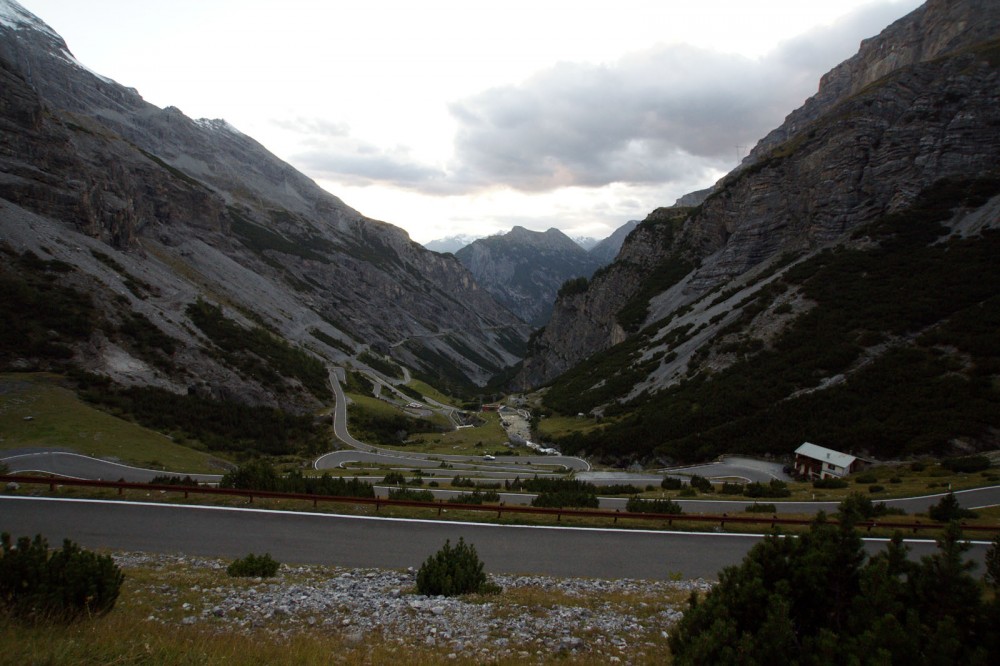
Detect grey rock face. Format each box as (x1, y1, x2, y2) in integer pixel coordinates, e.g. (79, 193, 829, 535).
(0, 2, 529, 399)
(455, 226, 602, 327)
(455, 221, 639, 327)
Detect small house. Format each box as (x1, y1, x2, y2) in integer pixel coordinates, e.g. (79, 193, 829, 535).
(794, 442, 866, 480)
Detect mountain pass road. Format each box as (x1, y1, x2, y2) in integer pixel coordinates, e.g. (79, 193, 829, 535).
(1, 497, 991, 581)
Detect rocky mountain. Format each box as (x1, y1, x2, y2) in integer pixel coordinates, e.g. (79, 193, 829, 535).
(454, 221, 638, 327)
(0, 0, 530, 424)
(587, 220, 638, 266)
(423, 234, 480, 254)
(454, 227, 598, 326)
(519, 0, 1000, 464)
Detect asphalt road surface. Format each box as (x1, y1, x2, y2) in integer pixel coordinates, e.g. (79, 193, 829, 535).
(1, 497, 991, 581)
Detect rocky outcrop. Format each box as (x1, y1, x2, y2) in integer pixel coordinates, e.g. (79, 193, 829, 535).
(518, 0, 1000, 388)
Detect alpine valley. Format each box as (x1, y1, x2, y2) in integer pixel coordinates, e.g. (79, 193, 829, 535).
(2, 0, 999, 467)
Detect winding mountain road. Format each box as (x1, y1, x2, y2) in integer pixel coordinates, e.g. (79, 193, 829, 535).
(316, 367, 590, 473)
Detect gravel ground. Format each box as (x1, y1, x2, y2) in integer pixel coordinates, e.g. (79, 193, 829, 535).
(114, 552, 713, 663)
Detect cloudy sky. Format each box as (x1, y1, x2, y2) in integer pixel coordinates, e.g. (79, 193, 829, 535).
(25, 0, 922, 244)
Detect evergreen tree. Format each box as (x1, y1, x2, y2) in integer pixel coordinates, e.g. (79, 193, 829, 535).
(669, 518, 994, 665)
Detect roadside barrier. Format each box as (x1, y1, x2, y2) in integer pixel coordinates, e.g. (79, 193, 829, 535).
(3, 474, 997, 534)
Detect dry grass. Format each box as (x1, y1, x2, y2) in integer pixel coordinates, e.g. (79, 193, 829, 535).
(0, 555, 685, 665)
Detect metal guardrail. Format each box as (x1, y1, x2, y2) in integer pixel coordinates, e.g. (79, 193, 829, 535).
(3, 474, 998, 533)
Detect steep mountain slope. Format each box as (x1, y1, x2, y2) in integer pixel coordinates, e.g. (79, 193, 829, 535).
(0, 0, 529, 426)
(455, 226, 603, 326)
(520, 0, 1000, 464)
(587, 220, 638, 266)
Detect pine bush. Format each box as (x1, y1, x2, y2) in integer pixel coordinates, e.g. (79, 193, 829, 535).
(416, 538, 500, 597)
(0, 533, 124, 621)
(626, 496, 684, 514)
(226, 553, 280, 578)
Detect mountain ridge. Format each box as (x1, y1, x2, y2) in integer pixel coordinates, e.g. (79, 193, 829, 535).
(0, 0, 529, 419)
(454, 221, 637, 327)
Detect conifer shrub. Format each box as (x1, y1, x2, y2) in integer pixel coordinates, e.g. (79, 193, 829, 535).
(388, 487, 435, 501)
(415, 538, 500, 597)
(689, 475, 713, 492)
(626, 496, 684, 514)
(226, 553, 280, 578)
(743, 479, 791, 498)
(942, 455, 991, 473)
(928, 491, 978, 522)
(0, 533, 124, 622)
(813, 477, 848, 489)
(661, 476, 683, 490)
(531, 490, 599, 508)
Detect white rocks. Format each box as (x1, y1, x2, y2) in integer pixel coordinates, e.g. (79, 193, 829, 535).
(115, 551, 712, 660)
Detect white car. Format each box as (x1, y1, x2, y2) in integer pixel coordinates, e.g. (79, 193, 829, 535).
(483, 455, 496, 461)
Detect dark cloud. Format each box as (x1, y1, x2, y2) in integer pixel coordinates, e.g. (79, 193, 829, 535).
(445, 1, 920, 192)
(285, 1, 920, 195)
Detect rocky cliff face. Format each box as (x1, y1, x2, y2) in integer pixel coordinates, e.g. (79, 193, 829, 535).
(518, 0, 1000, 389)
(455, 226, 602, 327)
(0, 0, 528, 408)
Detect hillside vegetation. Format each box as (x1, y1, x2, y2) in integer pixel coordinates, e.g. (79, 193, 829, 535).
(545, 177, 1000, 464)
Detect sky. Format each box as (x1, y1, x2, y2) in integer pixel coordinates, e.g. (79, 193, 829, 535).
(22, 0, 923, 244)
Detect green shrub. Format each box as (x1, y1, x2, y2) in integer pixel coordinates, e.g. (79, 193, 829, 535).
(388, 487, 435, 501)
(868, 484, 885, 493)
(661, 477, 683, 490)
(0, 533, 124, 622)
(448, 489, 500, 504)
(743, 480, 791, 498)
(910, 461, 926, 472)
(854, 473, 878, 484)
(689, 475, 714, 493)
(813, 477, 849, 489)
(720, 482, 744, 495)
(941, 455, 991, 474)
(626, 496, 684, 514)
(415, 538, 500, 597)
(928, 491, 978, 522)
(531, 490, 599, 508)
(226, 553, 280, 578)
(837, 492, 905, 520)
